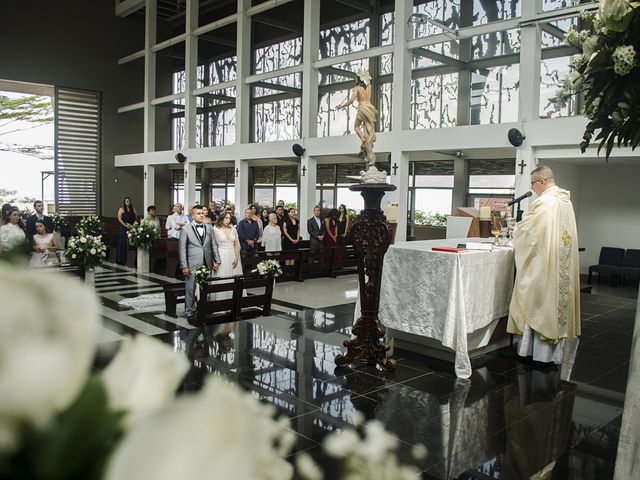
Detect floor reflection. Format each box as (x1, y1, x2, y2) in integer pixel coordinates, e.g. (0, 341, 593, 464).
(139, 293, 633, 480)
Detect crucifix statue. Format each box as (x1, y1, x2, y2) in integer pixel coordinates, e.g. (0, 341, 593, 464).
(337, 69, 378, 171)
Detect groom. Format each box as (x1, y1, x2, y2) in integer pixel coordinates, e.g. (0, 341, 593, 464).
(178, 205, 221, 323)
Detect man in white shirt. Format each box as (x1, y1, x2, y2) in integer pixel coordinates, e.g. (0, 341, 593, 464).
(166, 203, 188, 240)
(307, 206, 325, 251)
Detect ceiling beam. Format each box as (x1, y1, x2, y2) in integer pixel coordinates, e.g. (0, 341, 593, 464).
(252, 14, 302, 34)
(413, 47, 470, 70)
(540, 22, 569, 40)
(199, 34, 236, 48)
(253, 81, 302, 95)
(334, 0, 371, 13)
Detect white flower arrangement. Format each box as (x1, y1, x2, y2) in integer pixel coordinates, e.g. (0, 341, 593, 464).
(64, 234, 107, 269)
(192, 264, 210, 287)
(50, 212, 67, 233)
(0, 261, 421, 479)
(550, 0, 640, 158)
(253, 259, 283, 277)
(76, 214, 104, 237)
(126, 220, 159, 250)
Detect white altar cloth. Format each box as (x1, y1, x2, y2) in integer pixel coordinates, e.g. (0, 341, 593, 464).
(355, 238, 514, 378)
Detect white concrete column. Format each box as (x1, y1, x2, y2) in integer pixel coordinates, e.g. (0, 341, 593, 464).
(516, 0, 542, 215)
(515, 147, 535, 213)
(143, 164, 155, 211)
(389, 150, 410, 242)
(236, 0, 252, 145)
(234, 158, 249, 212)
(518, 0, 543, 123)
(184, 162, 197, 211)
(184, 0, 199, 149)
(391, 0, 412, 132)
(301, 0, 320, 139)
(143, 0, 156, 152)
(299, 154, 317, 239)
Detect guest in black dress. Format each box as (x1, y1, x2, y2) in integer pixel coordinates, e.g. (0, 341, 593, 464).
(282, 208, 300, 267)
(337, 204, 350, 245)
(116, 196, 137, 265)
(260, 208, 270, 229)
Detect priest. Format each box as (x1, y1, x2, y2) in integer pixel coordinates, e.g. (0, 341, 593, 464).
(508, 165, 580, 364)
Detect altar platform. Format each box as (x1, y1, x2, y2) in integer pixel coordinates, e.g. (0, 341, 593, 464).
(356, 238, 515, 378)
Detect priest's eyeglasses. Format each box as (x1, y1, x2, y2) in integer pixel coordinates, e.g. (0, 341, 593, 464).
(531, 179, 544, 186)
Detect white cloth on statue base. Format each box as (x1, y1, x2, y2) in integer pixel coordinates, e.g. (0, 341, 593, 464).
(517, 324, 564, 364)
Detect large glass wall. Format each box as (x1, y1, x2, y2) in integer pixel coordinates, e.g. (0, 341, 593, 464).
(207, 167, 235, 207)
(316, 161, 391, 212)
(171, 170, 202, 206)
(467, 158, 515, 208)
(250, 165, 299, 209)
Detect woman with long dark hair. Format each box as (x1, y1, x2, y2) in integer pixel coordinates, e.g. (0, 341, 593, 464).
(116, 196, 137, 265)
(0, 206, 27, 253)
(323, 208, 339, 259)
(336, 204, 350, 245)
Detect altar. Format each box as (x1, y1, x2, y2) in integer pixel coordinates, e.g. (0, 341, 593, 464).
(355, 238, 515, 378)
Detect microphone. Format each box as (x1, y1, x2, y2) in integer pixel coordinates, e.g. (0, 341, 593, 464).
(507, 191, 532, 206)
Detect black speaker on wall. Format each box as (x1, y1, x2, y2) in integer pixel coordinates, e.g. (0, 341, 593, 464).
(175, 153, 187, 163)
(508, 128, 526, 147)
(292, 143, 305, 157)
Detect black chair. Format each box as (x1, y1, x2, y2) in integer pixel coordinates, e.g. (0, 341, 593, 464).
(588, 247, 625, 285)
(619, 249, 640, 285)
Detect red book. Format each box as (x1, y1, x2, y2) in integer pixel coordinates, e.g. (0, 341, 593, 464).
(432, 246, 465, 253)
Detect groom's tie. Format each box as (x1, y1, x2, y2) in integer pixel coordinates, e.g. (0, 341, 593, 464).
(195, 224, 204, 242)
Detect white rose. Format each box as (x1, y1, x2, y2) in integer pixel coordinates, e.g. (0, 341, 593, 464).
(80, 237, 87, 243)
(102, 335, 189, 427)
(105, 378, 293, 480)
(90, 248, 97, 255)
(598, 0, 628, 22)
(323, 428, 360, 457)
(295, 452, 323, 480)
(71, 254, 77, 259)
(582, 36, 599, 58)
(0, 264, 99, 453)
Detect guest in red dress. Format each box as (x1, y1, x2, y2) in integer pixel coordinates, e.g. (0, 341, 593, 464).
(323, 208, 339, 261)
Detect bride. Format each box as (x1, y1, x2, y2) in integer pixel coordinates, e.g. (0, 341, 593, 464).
(212, 212, 243, 300)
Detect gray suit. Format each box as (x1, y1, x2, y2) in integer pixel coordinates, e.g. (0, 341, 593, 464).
(179, 222, 222, 318)
(307, 216, 325, 251)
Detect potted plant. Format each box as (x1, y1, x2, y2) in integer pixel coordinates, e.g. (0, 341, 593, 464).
(127, 220, 159, 273)
(63, 233, 107, 284)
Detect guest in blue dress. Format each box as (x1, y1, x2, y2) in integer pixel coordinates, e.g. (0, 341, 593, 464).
(116, 196, 137, 265)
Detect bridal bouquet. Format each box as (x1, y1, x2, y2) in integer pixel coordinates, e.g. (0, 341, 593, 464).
(127, 220, 159, 250)
(76, 214, 104, 237)
(253, 259, 283, 277)
(0, 262, 421, 480)
(192, 264, 210, 287)
(64, 234, 107, 270)
(550, 0, 640, 158)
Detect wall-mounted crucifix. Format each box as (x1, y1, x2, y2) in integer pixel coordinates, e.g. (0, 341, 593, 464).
(235, 168, 239, 178)
(301, 166, 307, 177)
(184, 169, 188, 178)
(392, 163, 398, 175)
(144, 171, 147, 180)
(518, 159, 526, 175)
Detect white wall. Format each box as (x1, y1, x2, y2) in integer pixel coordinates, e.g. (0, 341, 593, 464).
(575, 164, 640, 274)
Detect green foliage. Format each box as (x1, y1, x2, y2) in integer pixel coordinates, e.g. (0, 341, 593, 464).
(0, 95, 53, 131)
(0, 188, 36, 207)
(553, 4, 640, 159)
(76, 215, 104, 238)
(0, 376, 124, 480)
(413, 210, 447, 227)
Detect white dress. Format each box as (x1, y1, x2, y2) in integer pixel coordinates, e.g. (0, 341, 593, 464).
(212, 226, 244, 301)
(30, 233, 58, 266)
(261, 225, 282, 252)
(0, 224, 27, 253)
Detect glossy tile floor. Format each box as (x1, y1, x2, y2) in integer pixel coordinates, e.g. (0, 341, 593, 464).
(94, 263, 637, 479)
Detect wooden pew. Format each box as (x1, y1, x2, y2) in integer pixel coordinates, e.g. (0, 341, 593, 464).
(331, 244, 358, 277)
(162, 273, 275, 324)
